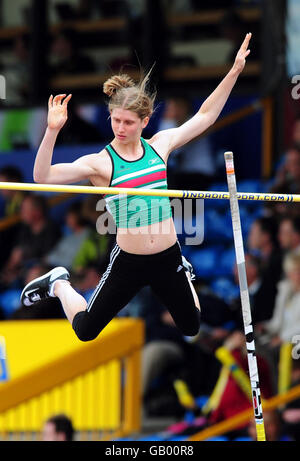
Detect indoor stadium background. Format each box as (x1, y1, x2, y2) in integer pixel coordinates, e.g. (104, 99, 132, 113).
(0, 0, 299, 443)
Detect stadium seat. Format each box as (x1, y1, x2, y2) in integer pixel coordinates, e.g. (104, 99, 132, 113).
(237, 179, 262, 194)
(188, 246, 222, 279)
(210, 182, 228, 192)
(169, 435, 189, 441)
(210, 277, 239, 303)
(204, 208, 232, 243)
(0, 289, 22, 318)
(213, 246, 236, 277)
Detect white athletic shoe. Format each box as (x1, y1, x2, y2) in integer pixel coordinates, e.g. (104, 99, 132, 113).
(20, 267, 70, 306)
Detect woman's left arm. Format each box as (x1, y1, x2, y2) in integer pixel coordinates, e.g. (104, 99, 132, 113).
(151, 33, 252, 156)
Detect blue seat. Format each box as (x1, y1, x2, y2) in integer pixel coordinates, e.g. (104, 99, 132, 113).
(210, 182, 228, 192)
(169, 435, 188, 441)
(188, 246, 221, 279)
(180, 244, 193, 261)
(237, 179, 262, 194)
(0, 289, 22, 318)
(195, 395, 209, 409)
(207, 182, 229, 211)
(214, 247, 236, 277)
(204, 209, 232, 243)
(210, 277, 240, 303)
(262, 179, 274, 192)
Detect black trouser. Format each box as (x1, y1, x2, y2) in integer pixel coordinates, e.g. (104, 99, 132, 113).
(72, 241, 201, 341)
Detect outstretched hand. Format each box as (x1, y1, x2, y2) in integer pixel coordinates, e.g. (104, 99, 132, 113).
(232, 32, 252, 75)
(47, 93, 72, 131)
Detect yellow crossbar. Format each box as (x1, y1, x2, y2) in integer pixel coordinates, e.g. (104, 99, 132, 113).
(0, 181, 300, 203)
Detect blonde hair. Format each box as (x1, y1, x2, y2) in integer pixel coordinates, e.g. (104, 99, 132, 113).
(283, 252, 300, 274)
(103, 69, 156, 120)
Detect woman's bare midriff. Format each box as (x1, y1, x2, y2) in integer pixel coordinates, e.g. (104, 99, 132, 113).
(116, 217, 177, 254)
(90, 154, 177, 255)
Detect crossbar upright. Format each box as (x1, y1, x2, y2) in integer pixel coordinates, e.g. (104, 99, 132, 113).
(224, 151, 266, 442)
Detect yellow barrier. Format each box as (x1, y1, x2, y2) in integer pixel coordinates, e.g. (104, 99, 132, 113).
(215, 347, 252, 400)
(0, 318, 144, 438)
(201, 366, 230, 415)
(278, 343, 293, 395)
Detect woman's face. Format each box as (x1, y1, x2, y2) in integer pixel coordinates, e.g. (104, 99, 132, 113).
(111, 108, 149, 144)
(288, 265, 300, 291)
(248, 222, 266, 250)
(278, 219, 294, 250)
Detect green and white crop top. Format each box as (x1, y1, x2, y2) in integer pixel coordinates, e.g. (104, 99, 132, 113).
(104, 137, 172, 228)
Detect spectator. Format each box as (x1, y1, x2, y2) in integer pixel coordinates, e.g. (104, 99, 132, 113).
(291, 116, 300, 149)
(138, 287, 188, 401)
(256, 252, 300, 345)
(266, 146, 300, 217)
(0, 166, 24, 217)
(271, 145, 300, 195)
(50, 28, 96, 78)
(278, 216, 300, 256)
(139, 287, 221, 416)
(290, 217, 300, 255)
(71, 230, 112, 273)
(255, 252, 300, 390)
(278, 216, 296, 254)
(44, 201, 90, 270)
(282, 358, 300, 441)
(231, 253, 270, 326)
(0, 166, 25, 270)
(247, 217, 283, 321)
(1, 194, 61, 287)
(42, 414, 74, 441)
(70, 196, 115, 272)
(194, 290, 237, 352)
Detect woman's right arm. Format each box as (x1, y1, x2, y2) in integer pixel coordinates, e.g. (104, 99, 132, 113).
(34, 94, 96, 184)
